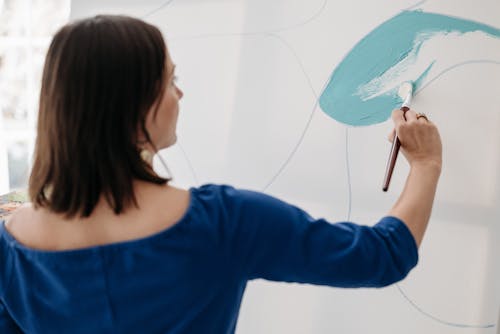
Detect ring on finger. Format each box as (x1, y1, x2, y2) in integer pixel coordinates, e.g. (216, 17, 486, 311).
(416, 112, 429, 121)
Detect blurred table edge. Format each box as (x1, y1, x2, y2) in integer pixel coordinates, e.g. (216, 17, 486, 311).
(0, 190, 29, 220)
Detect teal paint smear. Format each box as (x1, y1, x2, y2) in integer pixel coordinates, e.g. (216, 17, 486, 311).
(319, 10, 500, 126)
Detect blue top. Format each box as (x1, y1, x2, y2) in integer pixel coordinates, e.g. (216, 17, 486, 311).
(0, 184, 418, 333)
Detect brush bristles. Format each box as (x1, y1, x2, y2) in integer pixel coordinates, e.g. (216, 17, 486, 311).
(398, 82, 414, 100)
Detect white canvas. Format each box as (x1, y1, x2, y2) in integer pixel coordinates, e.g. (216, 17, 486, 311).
(71, 1, 500, 332)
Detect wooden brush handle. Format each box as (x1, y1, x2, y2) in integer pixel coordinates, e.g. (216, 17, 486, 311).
(382, 106, 409, 191)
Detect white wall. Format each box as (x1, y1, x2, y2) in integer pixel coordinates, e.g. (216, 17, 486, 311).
(72, 1, 500, 332)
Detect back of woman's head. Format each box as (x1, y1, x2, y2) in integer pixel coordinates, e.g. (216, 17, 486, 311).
(29, 15, 170, 218)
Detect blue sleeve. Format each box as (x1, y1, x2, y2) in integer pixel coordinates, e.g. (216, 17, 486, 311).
(214, 185, 419, 288)
(0, 222, 21, 333)
(0, 301, 21, 333)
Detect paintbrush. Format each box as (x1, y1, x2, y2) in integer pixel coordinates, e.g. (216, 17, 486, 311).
(382, 82, 414, 192)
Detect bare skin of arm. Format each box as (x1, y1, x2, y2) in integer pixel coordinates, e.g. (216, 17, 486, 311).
(387, 108, 442, 248)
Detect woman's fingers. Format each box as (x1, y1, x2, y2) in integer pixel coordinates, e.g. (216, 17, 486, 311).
(388, 128, 396, 142)
(389, 107, 442, 168)
(404, 109, 418, 122)
(391, 109, 406, 124)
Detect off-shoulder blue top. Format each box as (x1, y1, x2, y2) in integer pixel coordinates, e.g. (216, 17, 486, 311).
(0, 184, 418, 333)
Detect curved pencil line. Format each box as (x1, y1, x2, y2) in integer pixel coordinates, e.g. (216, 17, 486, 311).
(252, 0, 328, 35)
(177, 140, 200, 186)
(169, 32, 255, 42)
(169, 32, 324, 191)
(142, 0, 176, 19)
(265, 33, 319, 97)
(396, 284, 495, 328)
(415, 59, 500, 95)
(151, 2, 499, 329)
(259, 33, 320, 191)
(161, 1, 328, 189)
(199, 13, 500, 334)
(257, 40, 500, 331)
(398, 60, 500, 329)
(167, 0, 328, 39)
(261, 102, 318, 191)
(156, 151, 173, 179)
(404, 0, 428, 11)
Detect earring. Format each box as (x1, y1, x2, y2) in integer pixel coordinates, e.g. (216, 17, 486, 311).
(138, 146, 173, 180)
(140, 148, 154, 164)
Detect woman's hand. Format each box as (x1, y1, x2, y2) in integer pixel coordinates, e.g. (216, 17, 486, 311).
(388, 108, 442, 171)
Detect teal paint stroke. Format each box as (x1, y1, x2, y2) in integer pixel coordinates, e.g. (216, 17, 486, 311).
(319, 10, 500, 126)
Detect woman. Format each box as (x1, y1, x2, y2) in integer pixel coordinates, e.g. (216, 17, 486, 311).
(0, 15, 442, 333)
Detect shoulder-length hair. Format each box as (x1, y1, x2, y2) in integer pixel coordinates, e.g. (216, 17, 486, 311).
(29, 15, 170, 218)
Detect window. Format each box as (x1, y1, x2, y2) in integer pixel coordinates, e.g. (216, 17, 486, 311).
(0, 0, 70, 194)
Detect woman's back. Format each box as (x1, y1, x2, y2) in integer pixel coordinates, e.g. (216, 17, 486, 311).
(1, 185, 244, 333)
(4, 181, 189, 252)
(0, 184, 418, 333)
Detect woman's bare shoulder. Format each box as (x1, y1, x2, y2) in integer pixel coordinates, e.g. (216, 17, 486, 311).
(138, 183, 191, 222)
(2, 203, 38, 246)
(3, 183, 191, 251)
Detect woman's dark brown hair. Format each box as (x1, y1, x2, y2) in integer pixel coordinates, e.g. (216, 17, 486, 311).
(29, 15, 170, 218)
